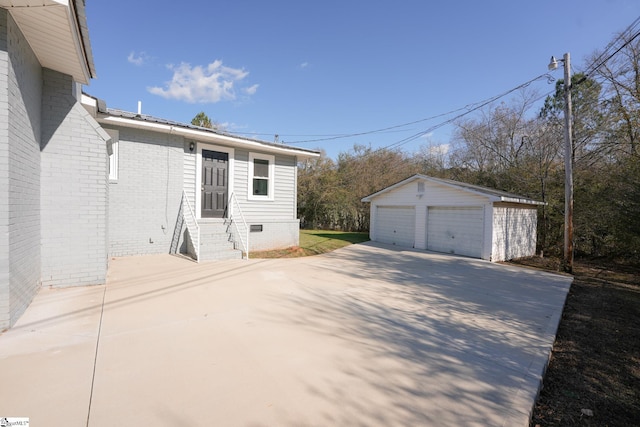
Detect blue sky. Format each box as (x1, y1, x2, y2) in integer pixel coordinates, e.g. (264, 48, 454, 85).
(85, 0, 638, 158)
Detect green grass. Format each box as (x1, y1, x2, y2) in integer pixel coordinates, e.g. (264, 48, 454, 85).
(251, 230, 370, 258)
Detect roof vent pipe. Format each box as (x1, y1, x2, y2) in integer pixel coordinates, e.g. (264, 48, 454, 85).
(137, 101, 142, 115)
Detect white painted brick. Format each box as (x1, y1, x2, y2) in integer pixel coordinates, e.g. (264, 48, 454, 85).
(39, 68, 109, 288)
(107, 126, 184, 257)
(0, 10, 42, 329)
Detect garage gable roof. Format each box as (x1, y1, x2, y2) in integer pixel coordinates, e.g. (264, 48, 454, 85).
(361, 174, 545, 205)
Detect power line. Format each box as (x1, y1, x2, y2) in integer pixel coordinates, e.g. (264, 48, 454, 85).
(379, 72, 553, 151)
(233, 16, 640, 156)
(282, 102, 508, 145)
(279, 72, 553, 147)
(341, 21, 640, 180)
(582, 17, 640, 78)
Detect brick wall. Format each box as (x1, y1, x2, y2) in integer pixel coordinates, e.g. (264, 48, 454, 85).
(107, 130, 302, 257)
(107, 126, 185, 256)
(40, 68, 110, 287)
(0, 10, 42, 329)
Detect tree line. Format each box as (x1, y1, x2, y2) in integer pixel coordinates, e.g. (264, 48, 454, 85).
(297, 33, 640, 262)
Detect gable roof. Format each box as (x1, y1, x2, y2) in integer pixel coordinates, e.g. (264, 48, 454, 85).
(361, 174, 545, 205)
(1, 0, 96, 83)
(81, 94, 320, 160)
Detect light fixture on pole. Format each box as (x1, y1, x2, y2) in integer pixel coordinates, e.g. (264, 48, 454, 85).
(548, 53, 574, 273)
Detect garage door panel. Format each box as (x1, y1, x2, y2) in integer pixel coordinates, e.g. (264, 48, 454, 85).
(427, 206, 483, 258)
(375, 206, 415, 248)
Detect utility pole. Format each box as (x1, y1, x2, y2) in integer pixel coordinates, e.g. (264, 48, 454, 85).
(562, 52, 574, 273)
(548, 52, 574, 273)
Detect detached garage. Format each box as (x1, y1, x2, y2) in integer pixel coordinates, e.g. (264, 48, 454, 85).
(362, 175, 544, 262)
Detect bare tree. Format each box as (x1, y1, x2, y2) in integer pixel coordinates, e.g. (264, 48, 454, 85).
(592, 34, 640, 158)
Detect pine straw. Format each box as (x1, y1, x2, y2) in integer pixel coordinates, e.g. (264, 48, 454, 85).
(509, 257, 640, 427)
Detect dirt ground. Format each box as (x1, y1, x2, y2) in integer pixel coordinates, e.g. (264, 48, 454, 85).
(509, 257, 640, 427)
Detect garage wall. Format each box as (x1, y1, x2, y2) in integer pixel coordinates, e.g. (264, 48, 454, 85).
(372, 180, 489, 206)
(369, 179, 490, 250)
(366, 177, 540, 261)
(492, 203, 538, 261)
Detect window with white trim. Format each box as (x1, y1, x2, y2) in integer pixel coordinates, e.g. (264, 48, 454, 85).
(105, 129, 119, 181)
(248, 152, 275, 200)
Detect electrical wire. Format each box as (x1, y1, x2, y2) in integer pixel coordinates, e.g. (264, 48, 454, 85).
(582, 17, 640, 79)
(229, 16, 640, 164)
(234, 102, 514, 145)
(390, 17, 639, 154)
(333, 20, 640, 182)
(269, 72, 551, 148)
(382, 73, 553, 151)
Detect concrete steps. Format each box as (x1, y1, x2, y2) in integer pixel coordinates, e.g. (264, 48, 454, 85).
(197, 220, 243, 261)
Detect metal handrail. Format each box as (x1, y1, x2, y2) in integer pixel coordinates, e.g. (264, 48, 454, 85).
(182, 190, 200, 262)
(229, 192, 249, 259)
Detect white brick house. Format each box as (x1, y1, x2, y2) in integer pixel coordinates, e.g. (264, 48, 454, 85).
(82, 103, 319, 261)
(0, 0, 318, 330)
(0, 1, 109, 329)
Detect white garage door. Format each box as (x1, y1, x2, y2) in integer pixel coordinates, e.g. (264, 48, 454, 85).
(427, 206, 484, 258)
(375, 206, 415, 248)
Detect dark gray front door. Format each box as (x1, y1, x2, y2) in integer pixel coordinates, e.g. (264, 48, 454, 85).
(201, 150, 228, 218)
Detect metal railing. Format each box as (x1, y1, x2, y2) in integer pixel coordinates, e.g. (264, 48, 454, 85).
(182, 190, 200, 262)
(229, 192, 249, 259)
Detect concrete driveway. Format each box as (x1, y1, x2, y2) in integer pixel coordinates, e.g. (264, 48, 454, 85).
(0, 243, 572, 426)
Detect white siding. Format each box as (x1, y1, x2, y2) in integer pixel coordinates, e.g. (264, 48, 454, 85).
(367, 177, 539, 262)
(373, 179, 488, 206)
(183, 141, 196, 207)
(234, 150, 300, 250)
(370, 179, 489, 252)
(492, 203, 538, 261)
(235, 150, 297, 222)
(414, 205, 427, 249)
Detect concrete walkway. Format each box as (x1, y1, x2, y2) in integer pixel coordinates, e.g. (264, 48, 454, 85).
(0, 243, 572, 426)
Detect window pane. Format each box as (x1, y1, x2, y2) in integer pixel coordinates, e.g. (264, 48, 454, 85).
(254, 159, 269, 178)
(253, 178, 268, 196)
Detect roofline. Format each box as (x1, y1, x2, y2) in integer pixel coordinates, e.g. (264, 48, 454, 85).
(96, 111, 320, 160)
(1, 0, 96, 83)
(72, 0, 97, 79)
(361, 174, 545, 205)
(361, 175, 420, 202)
(419, 175, 546, 205)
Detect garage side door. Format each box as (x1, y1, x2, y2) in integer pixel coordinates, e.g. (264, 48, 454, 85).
(375, 206, 415, 248)
(427, 206, 483, 258)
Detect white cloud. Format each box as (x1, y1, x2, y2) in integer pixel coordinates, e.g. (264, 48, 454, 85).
(127, 51, 148, 66)
(148, 60, 254, 103)
(427, 143, 450, 156)
(243, 84, 259, 95)
(299, 62, 309, 69)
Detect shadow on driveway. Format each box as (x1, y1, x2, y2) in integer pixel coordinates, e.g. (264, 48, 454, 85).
(256, 242, 572, 426)
(0, 243, 572, 427)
